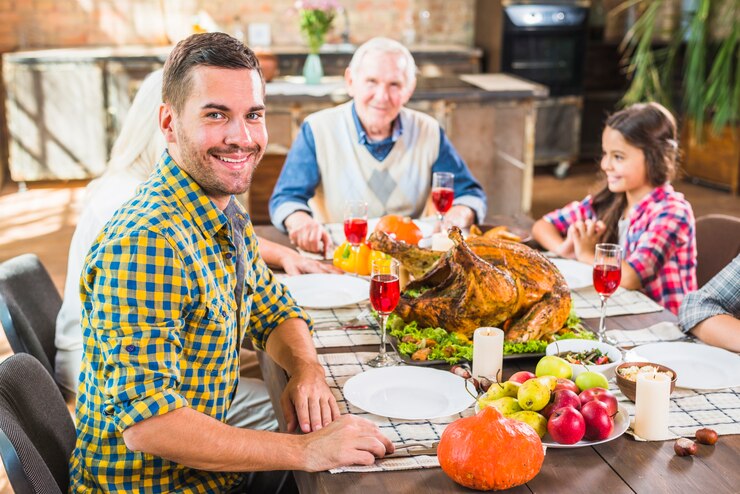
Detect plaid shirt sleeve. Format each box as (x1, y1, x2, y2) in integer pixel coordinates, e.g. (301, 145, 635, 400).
(625, 207, 692, 288)
(84, 229, 191, 432)
(243, 225, 313, 350)
(542, 197, 596, 235)
(679, 255, 740, 332)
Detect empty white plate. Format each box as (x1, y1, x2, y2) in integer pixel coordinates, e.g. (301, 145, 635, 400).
(281, 274, 369, 309)
(626, 342, 740, 390)
(550, 258, 594, 289)
(343, 366, 476, 420)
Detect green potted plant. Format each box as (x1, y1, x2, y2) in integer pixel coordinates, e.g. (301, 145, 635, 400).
(616, 0, 739, 193)
(296, 0, 339, 84)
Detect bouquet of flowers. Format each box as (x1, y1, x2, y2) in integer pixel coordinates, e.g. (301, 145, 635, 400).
(296, 0, 340, 54)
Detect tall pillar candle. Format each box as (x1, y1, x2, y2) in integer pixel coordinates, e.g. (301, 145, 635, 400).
(634, 372, 671, 440)
(472, 327, 504, 382)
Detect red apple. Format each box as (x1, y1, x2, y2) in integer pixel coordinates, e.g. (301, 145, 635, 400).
(581, 400, 614, 441)
(579, 387, 619, 417)
(547, 406, 586, 445)
(541, 389, 581, 419)
(508, 371, 536, 384)
(554, 378, 580, 395)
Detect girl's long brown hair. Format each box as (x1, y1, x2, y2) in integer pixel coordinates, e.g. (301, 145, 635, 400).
(592, 102, 679, 244)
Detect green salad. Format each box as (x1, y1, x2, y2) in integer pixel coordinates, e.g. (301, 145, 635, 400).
(385, 304, 594, 364)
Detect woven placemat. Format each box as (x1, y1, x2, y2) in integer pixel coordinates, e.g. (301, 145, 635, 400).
(319, 352, 473, 473)
(571, 287, 664, 318)
(308, 305, 382, 349)
(605, 321, 686, 347)
(609, 380, 740, 441)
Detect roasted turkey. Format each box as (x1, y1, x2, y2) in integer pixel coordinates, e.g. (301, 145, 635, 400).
(367, 227, 571, 342)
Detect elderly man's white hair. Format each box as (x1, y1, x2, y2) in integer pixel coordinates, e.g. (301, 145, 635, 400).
(348, 37, 417, 84)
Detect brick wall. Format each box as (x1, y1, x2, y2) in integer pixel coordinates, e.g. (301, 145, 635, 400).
(0, 0, 474, 52)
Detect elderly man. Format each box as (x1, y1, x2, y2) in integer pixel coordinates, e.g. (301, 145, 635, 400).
(69, 33, 392, 493)
(269, 37, 487, 255)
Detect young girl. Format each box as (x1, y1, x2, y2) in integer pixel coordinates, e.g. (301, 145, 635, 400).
(532, 102, 697, 314)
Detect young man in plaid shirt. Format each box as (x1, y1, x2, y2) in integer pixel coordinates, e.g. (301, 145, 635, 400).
(69, 33, 393, 493)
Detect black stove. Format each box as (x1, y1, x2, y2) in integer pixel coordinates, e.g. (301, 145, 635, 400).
(501, 2, 590, 96)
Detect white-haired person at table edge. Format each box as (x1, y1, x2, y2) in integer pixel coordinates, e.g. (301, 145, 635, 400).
(269, 36, 487, 255)
(69, 33, 392, 493)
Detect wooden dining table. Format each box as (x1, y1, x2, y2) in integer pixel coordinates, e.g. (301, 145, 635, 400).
(253, 225, 739, 494)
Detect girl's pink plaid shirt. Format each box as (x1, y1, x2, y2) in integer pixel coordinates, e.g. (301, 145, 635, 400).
(544, 183, 697, 314)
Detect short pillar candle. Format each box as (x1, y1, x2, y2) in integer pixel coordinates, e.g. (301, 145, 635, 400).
(634, 372, 671, 440)
(472, 327, 504, 382)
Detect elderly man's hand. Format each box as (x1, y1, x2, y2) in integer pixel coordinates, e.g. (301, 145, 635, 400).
(285, 211, 333, 257)
(282, 254, 342, 275)
(442, 205, 475, 230)
(281, 362, 341, 433)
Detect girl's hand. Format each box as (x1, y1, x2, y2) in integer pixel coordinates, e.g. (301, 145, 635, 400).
(554, 226, 576, 259)
(572, 219, 605, 263)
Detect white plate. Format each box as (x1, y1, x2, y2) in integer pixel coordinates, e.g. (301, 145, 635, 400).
(281, 274, 369, 309)
(625, 342, 740, 390)
(550, 258, 593, 289)
(343, 366, 476, 420)
(543, 404, 630, 449)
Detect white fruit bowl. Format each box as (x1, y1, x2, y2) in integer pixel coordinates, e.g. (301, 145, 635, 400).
(545, 339, 622, 380)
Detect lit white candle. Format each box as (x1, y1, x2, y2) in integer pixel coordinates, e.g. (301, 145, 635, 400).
(634, 372, 671, 440)
(472, 327, 504, 382)
(431, 232, 454, 252)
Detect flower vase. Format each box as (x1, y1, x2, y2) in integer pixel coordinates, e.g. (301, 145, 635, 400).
(302, 53, 323, 85)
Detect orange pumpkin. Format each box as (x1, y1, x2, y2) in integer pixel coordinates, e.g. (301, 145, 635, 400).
(374, 215, 423, 245)
(438, 406, 544, 491)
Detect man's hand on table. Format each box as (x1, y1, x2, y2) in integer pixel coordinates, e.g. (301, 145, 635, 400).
(281, 361, 341, 433)
(285, 211, 333, 257)
(299, 414, 394, 471)
(281, 252, 341, 275)
(442, 205, 475, 230)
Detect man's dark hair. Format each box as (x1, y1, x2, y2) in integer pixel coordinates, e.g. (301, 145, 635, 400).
(162, 32, 263, 113)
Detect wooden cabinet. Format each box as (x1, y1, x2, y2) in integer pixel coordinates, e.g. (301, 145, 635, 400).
(683, 122, 740, 195)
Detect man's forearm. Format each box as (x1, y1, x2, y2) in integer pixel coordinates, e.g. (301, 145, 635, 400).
(122, 407, 306, 472)
(265, 317, 321, 376)
(690, 314, 740, 352)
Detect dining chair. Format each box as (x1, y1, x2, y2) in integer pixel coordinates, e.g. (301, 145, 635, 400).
(695, 214, 740, 288)
(0, 253, 62, 377)
(0, 353, 76, 494)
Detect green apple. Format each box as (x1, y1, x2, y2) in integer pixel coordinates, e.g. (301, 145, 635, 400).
(575, 371, 610, 392)
(481, 396, 523, 416)
(510, 410, 548, 438)
(517, 378, 551, 411)
(484, 380, 521, 401)
(535, 355, 573, 380)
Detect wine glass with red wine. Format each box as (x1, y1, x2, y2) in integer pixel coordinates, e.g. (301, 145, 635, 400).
(367, 258, 401, 367)
(432, 172, 454, 227)
(343, 200, 368, 274)
(593, 243, 623, 343)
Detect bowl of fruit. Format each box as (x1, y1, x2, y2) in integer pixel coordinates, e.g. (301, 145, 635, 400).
(615, 361, 677, 402)
(471, 357, 628, 447)
(545, 339, 622, 380)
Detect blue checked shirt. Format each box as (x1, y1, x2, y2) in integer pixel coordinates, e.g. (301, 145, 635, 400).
(679, 254, 740, 333)
(69, 151, 311, 493)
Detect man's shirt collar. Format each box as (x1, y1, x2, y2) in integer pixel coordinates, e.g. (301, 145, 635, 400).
(157, 149, 238, 240)
(351, 101, 403, 145)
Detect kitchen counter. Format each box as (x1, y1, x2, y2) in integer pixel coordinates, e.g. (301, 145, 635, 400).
(3, 45, 544, 218)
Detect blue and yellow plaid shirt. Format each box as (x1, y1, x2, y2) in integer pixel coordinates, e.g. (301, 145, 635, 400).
(69, 151, 311, 493)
